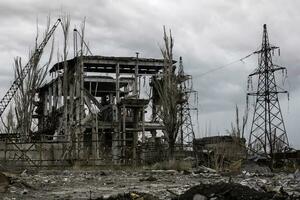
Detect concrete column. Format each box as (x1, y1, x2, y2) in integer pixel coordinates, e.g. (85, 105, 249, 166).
(57, 75, 63, 107)
(116, 63, 120, 102)
(134, 52, 139, 97)
(122, 104, 126, 163)
(133, 108, 139, 166)
(53, 79, 57, 109)
(48, 84, 53, 112)
(142, 106, 145, 143)
(43, 90, 48, 116)
(112, 129, 120, 164)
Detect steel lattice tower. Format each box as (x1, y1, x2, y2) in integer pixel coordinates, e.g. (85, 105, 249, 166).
(248, 24, 289, 157)
(177, 57, 196, 148)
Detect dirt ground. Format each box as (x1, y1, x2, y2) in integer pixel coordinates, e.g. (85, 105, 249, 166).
(1, 167, 300, 200)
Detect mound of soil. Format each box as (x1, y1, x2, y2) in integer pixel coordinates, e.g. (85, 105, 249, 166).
(174, 182, 292, 200)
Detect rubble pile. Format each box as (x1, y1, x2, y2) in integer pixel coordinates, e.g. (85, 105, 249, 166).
(237, 171, 300, 197)
(0, 167, 299, 199)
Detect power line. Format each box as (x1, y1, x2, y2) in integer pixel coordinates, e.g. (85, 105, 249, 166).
(194, 52, 254, 78)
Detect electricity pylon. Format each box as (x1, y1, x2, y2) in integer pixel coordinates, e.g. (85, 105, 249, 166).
(177, 57, 196, 149)
(248, 24, 289, 158)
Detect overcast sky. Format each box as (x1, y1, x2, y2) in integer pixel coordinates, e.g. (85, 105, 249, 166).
(0, 0, 299, 148)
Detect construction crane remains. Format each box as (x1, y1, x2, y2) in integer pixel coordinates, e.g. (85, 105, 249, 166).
(0, 19, 61, 118)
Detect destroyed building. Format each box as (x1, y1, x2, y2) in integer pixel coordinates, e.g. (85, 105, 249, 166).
(37, 55, 170, 165)
(0, 55, 164, 165)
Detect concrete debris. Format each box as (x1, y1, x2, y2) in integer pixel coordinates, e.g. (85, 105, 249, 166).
(150, 170, 178, 174)
(21, 189, 28, 195)
(294, 169, 300, 180)
(193, 165, 217, 174)
(0, 172, 10, 193)
(241, 161, 272, 177)
(183, 157, 195, 162)
(96, 192, 159, 200)
(139, 176, 157, 182)
(20, 169, 27, 177)
(191, 194, 207, 200)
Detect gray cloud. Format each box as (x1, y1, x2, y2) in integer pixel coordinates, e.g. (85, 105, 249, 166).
(0, 0, 299, 148)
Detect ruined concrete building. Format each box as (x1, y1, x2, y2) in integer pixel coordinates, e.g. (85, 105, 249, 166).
(37, 55, 168, 165)
(0, 54, 194, 167)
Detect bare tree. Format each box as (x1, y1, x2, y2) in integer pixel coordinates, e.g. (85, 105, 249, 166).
(213, 138, 226, 172)
(227, 105, 248, 138)
(154, 27, 182, 159)
(0, 106, 16, 133)
(224, 105, 249, 166)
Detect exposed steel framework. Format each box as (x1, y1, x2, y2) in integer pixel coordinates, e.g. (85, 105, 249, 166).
(248, 24, 289, 157)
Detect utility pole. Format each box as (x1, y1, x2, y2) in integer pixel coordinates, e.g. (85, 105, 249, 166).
(248, 24, 289, 163)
